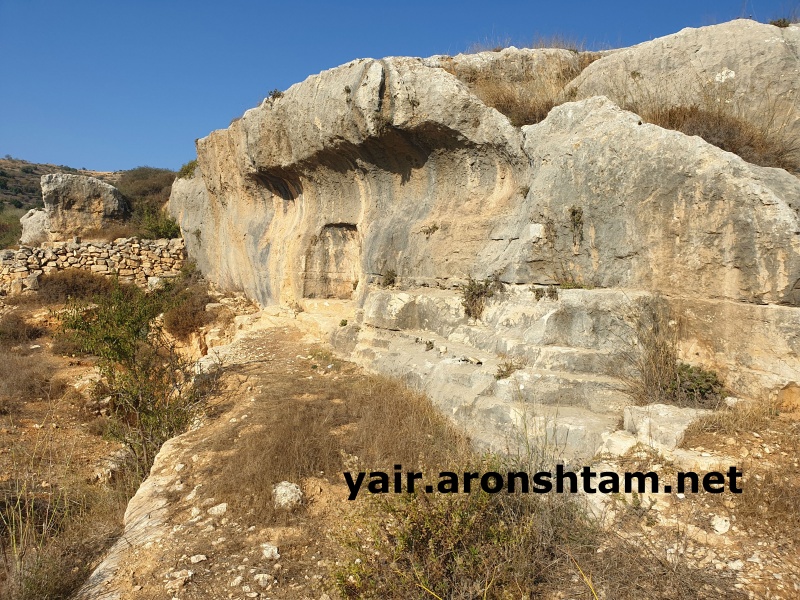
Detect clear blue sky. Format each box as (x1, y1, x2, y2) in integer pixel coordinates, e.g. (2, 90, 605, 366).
(1, 0, 795, 172)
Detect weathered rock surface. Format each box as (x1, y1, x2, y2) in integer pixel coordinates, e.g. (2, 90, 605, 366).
(564, 19, 800, 146)
(21, 173, 129, 243)
(19, 208, 51, 245)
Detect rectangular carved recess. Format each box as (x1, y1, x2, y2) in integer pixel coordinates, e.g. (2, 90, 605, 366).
(303, 223, 360, 299)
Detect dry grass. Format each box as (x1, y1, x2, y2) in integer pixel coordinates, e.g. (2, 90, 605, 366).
(468, 56, 587, 126)
(633, 102, 800, 175)
(450, 36, 601, 127)
(597, 71, 800, 175)
(162, 282, 212, 341)
(81, 223, 139, 242)
(202, 371, 469, 523)
(0, 444, 133, 600)
(495, 354, 527, 379)
(0, 351, 65, 415)
(0, 313, 43, 346)
(9, 270, 115, 307)
(684, 398, 779, 438)
(619, 297, 727, 408)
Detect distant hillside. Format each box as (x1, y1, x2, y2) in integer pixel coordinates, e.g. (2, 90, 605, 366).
(0, 157, 120, 210)
(0, 158, 179, 248)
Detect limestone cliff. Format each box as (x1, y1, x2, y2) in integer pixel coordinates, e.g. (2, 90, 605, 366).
(169, 20, 800, 447)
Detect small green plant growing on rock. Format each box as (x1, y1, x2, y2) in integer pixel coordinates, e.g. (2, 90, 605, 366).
(620, 297, 728, 408)
(268, 88, 284, 100)
(569, 205, 584, 247)
(420, 223, 439, 237)
(495, 355, 527, 379)
(339, 319, 348, 327)
(461, 274, 502, 319)
(669, 363, 727, 409)
(177, 159, 197, 179)
(382, 269, 396, 288)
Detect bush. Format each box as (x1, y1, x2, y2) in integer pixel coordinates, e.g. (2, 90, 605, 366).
(162, 283, 212, 341)
(461, 274, 501, 319)
(0, 313, 42, 345)
(177, 160, 197, 179)
(61, 281, 216, 475)
(669, 363, 727, 409)
(115, 167, 175, 215)
(35, 270, 114, 304)
(133, 207, 181, 239)
(620, 298, 728, 408)
(381, 269, 396, 288)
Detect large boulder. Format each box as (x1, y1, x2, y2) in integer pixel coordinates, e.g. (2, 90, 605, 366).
(563, 20, 800, 151)
(19, 208, 51, 245)
(24, 173, 129, 243)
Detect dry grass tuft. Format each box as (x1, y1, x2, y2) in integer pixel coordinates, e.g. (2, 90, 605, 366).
(0, 313, 43, 346)
(0, 351, 65, 414)
(619, 297, 727, 408)
(633, 103, 800, 175)
(162, 282, 212, 341)
(9, 270, 115, 307)
(469, 57, 585, 126)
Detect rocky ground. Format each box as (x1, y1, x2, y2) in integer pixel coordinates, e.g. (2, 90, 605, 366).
(68, 308, 800, 599)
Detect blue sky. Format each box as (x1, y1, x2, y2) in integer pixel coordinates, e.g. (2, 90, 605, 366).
(1, 0, 795, 172)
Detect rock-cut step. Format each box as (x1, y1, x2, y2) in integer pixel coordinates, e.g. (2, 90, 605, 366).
(344, 325, 631, 458)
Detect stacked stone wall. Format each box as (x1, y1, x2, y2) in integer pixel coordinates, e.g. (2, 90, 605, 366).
(0, 238, 185, 295)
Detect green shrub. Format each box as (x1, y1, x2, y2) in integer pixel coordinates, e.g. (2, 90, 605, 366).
(115, 167, 175, 213)
(621, 298, 728, 408)
(162, 283, 212, 341)
(670, 363, 727, 409)
(134, 207, 181, 239)
(61, 282, 216, 474)
(381, 269, 396, 288)
(177, 160, 197, 179)
(461, 274, 501, 319)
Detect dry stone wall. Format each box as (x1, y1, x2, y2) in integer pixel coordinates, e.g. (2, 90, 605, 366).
(0, 238, 185, 295)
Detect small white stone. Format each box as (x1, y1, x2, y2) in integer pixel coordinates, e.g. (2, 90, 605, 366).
(189, 554, 207, 564)
(711, 515, 731, 535)
(273, 481, 303, 509)
(254, 573, 271, 587)
(262, 543, 280, 560)
(207, 503, 227, 516)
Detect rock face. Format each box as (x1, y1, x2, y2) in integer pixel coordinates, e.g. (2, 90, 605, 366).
(169, 20, 800, 453)
(20, 173, 129, 243)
